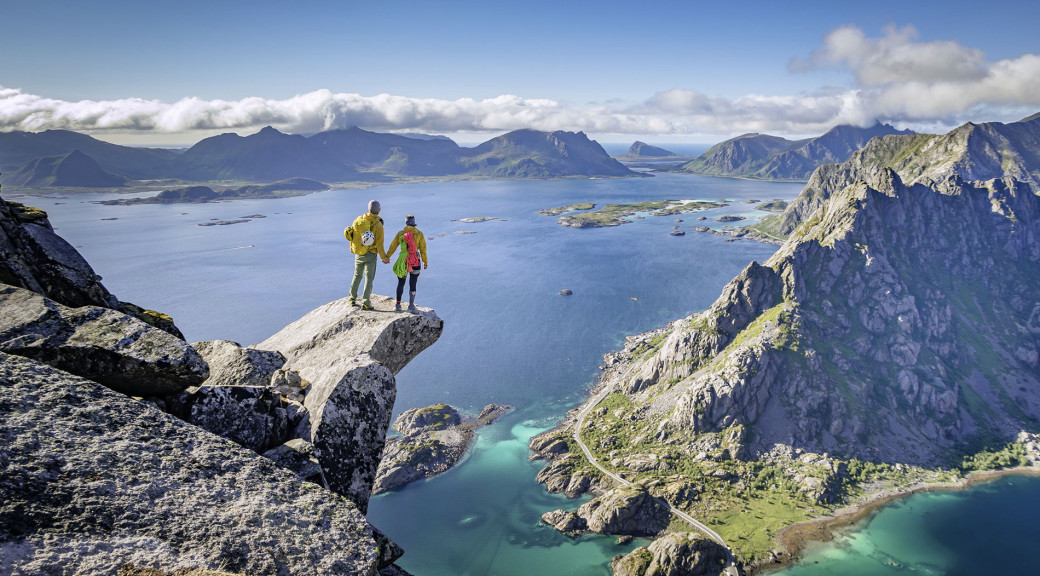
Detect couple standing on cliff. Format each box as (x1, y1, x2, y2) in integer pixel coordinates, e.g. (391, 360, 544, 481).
(346, 199, 428, 313)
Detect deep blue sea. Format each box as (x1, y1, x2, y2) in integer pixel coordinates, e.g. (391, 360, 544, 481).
(14, 170, 1040, 575)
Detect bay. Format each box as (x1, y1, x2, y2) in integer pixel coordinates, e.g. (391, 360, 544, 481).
(771, 474, 1040, 576)
(17, 171, 1035, 575)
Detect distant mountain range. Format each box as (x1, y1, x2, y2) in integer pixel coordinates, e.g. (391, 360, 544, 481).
(675, 122, 914, 181)
(0, 126, 635, 188)
(6, 150, 129, 187)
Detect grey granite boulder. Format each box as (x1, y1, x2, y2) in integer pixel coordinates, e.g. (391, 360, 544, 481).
(0, 283, 207, 396)
(0, 196, 183, 337)
(191, 339, 286, 388)
(185, 385, 288, 453)
(254, 295, 444, 513)
(262, 438, 323, 484)
(255, 295, 443, 375)
(0, 195, 120, 310)
(0, 352, 391, 576)
(304, 356, 396, 513)
(172, 340, 292, 453)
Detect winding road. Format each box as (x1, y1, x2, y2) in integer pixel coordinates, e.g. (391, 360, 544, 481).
(571, 363, 740, 576)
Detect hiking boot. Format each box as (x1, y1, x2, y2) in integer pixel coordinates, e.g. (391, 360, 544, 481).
(349, 299, 358, 307)
(361, 302, 374, 310)
(394, 301, 402, 311)
(407, 304, 418, 314)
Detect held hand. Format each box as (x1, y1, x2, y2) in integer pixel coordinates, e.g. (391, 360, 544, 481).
(423, 263, 428, 270)
(382, 258, 390, 264)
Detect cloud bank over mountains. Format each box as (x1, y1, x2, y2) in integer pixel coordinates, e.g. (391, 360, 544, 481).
(1, 25, 1037, 142)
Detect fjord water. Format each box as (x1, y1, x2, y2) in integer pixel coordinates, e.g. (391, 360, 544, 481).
(20, 171, 1036, 575)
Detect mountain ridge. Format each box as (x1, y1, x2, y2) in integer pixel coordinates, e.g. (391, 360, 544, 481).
(532, 115, 1040, 566)
(0, 126, 637, 185)
(7, 149, 129, 187)
(675, 122, 913, 181)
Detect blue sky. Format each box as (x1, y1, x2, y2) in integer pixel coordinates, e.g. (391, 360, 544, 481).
(2, 0, 1039, 145)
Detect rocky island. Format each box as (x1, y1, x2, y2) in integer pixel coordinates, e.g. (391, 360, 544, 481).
(531, 114, 1040, 573)
(0, 186, 445, 575)
(547, 200, 728, 228)
(374, 403, 512, 494)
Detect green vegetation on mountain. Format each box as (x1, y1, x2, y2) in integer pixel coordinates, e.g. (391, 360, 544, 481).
(537, 203, 596, 216)
(533, 114, 1040, 567)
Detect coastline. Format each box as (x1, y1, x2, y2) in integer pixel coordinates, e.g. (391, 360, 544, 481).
(760, 466, 1040, 574)
(533, 322, 1040, 574)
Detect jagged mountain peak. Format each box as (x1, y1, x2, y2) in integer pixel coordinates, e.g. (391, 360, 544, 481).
(590, 118, 1040, 469)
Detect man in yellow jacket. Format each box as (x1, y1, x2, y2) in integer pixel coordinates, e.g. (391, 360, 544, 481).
(347, 200, 389, 310)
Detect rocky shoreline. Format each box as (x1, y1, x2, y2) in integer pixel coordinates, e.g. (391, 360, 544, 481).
(374, 403, 512, 494)
(762, 466, 1040, 574)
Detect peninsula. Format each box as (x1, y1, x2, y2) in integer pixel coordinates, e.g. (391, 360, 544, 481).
(531, 113, 1040, 573)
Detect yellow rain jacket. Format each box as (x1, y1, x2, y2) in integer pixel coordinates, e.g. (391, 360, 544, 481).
(346, 212, 388, 258)
(387, 226, 428, 265)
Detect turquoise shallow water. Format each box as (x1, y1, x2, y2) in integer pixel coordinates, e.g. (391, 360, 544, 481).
(772, 474, 1040, 576)
(17, 171, 1039, 575)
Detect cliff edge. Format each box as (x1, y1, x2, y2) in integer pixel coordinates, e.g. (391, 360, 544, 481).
(0, 183, 444, 575)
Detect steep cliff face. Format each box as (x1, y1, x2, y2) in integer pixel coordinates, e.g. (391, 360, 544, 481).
(766, 115, 1040, 238)
(579, 158, 1039, 468)
(532, 117, 1040, 566)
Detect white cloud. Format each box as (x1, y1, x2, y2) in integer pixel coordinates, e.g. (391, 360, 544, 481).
(792, 25, 988, 86)
(1, 25, 1038, 144)
(790, 25, 1040, 122)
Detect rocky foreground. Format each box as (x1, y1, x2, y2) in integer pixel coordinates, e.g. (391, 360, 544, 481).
(0, 189, 444, 575)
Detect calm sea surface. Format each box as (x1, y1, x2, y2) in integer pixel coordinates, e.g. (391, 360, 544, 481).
(16, 170, 1038, 575)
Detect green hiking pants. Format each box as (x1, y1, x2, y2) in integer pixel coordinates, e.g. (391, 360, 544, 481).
(349, 252, 378, 305)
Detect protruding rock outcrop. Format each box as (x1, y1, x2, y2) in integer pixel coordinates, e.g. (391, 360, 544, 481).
(0, 195, 121, 310)
(0, 188, 443, 574)
(0, 352, 392, 576)
(254, 295, 443, 512)
(0, 283, 207, 396)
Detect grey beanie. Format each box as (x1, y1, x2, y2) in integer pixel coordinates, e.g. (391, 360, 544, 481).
(406, 214, 416, 226)
(368, 200, 381, 214)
